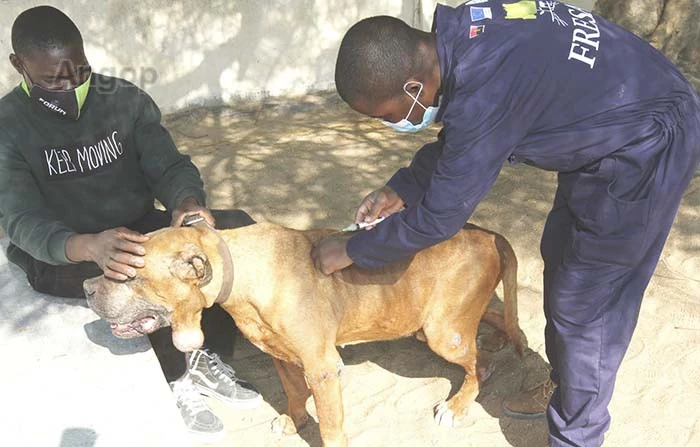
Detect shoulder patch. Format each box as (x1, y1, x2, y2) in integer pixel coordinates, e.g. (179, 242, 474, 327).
(469, 25, 486, 39)
(470, 6, 493, 22)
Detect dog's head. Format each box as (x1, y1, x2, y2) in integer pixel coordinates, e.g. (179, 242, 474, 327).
(84, 225, 227, 352)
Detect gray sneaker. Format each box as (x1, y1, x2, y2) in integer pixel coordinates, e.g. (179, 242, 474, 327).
(170, 375, 225, 443)
(188, 348, 263, 409)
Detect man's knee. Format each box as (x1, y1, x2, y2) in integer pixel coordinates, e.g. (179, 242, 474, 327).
(547, 260, 630, 325)
(7, 246, 101, 298)
(211, 209, 256, 229)
(6, 243, 33, 275)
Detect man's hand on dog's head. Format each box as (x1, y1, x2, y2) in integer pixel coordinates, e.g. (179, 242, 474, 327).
(66, 228, 149, 281)
(65, 197, 214, 282)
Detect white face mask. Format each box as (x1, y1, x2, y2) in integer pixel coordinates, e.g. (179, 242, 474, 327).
(382, 81, 439, 133)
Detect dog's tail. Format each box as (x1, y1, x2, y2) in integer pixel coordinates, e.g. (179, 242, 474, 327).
(493, 233, 525, 356)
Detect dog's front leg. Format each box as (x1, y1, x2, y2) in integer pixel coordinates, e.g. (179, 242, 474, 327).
(305, 350, 347, 447)
(271, 358, 311, 435)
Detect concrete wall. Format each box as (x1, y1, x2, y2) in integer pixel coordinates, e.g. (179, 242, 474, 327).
(0, 0, 593, 112)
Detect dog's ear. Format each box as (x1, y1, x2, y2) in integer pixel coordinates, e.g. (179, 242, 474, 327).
(169, 244, 213, 287)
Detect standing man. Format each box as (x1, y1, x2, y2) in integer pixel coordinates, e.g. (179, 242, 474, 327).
(312, 2, 700, 446)
(0, 6, 260, 443)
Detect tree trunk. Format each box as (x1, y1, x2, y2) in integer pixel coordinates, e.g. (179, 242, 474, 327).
(595, 0, 700, 91)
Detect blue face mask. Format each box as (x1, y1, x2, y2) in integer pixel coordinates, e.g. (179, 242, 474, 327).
(382, 81, 439, 133)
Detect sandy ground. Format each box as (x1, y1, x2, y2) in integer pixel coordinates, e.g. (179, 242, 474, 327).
(161, 92, 700, 447)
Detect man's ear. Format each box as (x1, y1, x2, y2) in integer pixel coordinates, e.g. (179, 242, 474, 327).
(9, 54, 24, 76)
(169, 244, 212, 287)
(404, 78, 423, 95)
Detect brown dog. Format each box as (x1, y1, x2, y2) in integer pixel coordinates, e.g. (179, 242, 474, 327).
(85, 222, 523, 447)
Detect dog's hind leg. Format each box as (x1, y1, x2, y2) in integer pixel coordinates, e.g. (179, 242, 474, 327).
(271, 358, 312, 435)
(423, 318, 481, 427)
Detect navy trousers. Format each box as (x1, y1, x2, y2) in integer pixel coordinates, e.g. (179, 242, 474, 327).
(540, 97, 700, 447)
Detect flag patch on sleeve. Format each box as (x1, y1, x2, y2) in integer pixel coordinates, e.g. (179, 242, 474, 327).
(470, 6, 493, 22)
(469, 24, 485, 38)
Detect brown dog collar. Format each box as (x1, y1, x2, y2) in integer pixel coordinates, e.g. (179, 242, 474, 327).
(183, 215, 234, 304)
(212, 232, 234, 304)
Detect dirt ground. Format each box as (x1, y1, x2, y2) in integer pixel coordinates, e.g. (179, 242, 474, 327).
(162, 92, 700, 447)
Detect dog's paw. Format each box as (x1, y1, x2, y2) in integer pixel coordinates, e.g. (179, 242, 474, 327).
(434, 401, 476, 428)
(434, 401, 458, 427)
(271, 415, 298, 435)
(434, 401, 479, 428)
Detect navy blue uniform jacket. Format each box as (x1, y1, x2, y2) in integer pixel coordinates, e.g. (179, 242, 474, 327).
(346, 0, 697, 269)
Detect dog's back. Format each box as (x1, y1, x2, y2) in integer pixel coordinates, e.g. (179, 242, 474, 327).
(220, 222, 522, 353)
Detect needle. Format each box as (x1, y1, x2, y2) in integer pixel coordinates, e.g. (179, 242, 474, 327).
(341, 216, 387, 232)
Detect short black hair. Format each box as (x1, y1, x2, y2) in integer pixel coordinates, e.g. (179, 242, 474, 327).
(11, 6, 83, 58)
(335, 16, 425, 106)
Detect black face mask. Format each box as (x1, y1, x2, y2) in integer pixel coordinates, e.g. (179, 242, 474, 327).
(21, 70, 92, 120)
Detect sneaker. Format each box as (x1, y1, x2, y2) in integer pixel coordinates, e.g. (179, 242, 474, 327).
(502, 377, 556, 419)
(188, 348, 263, 409)
(170, 375, 225, 443)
